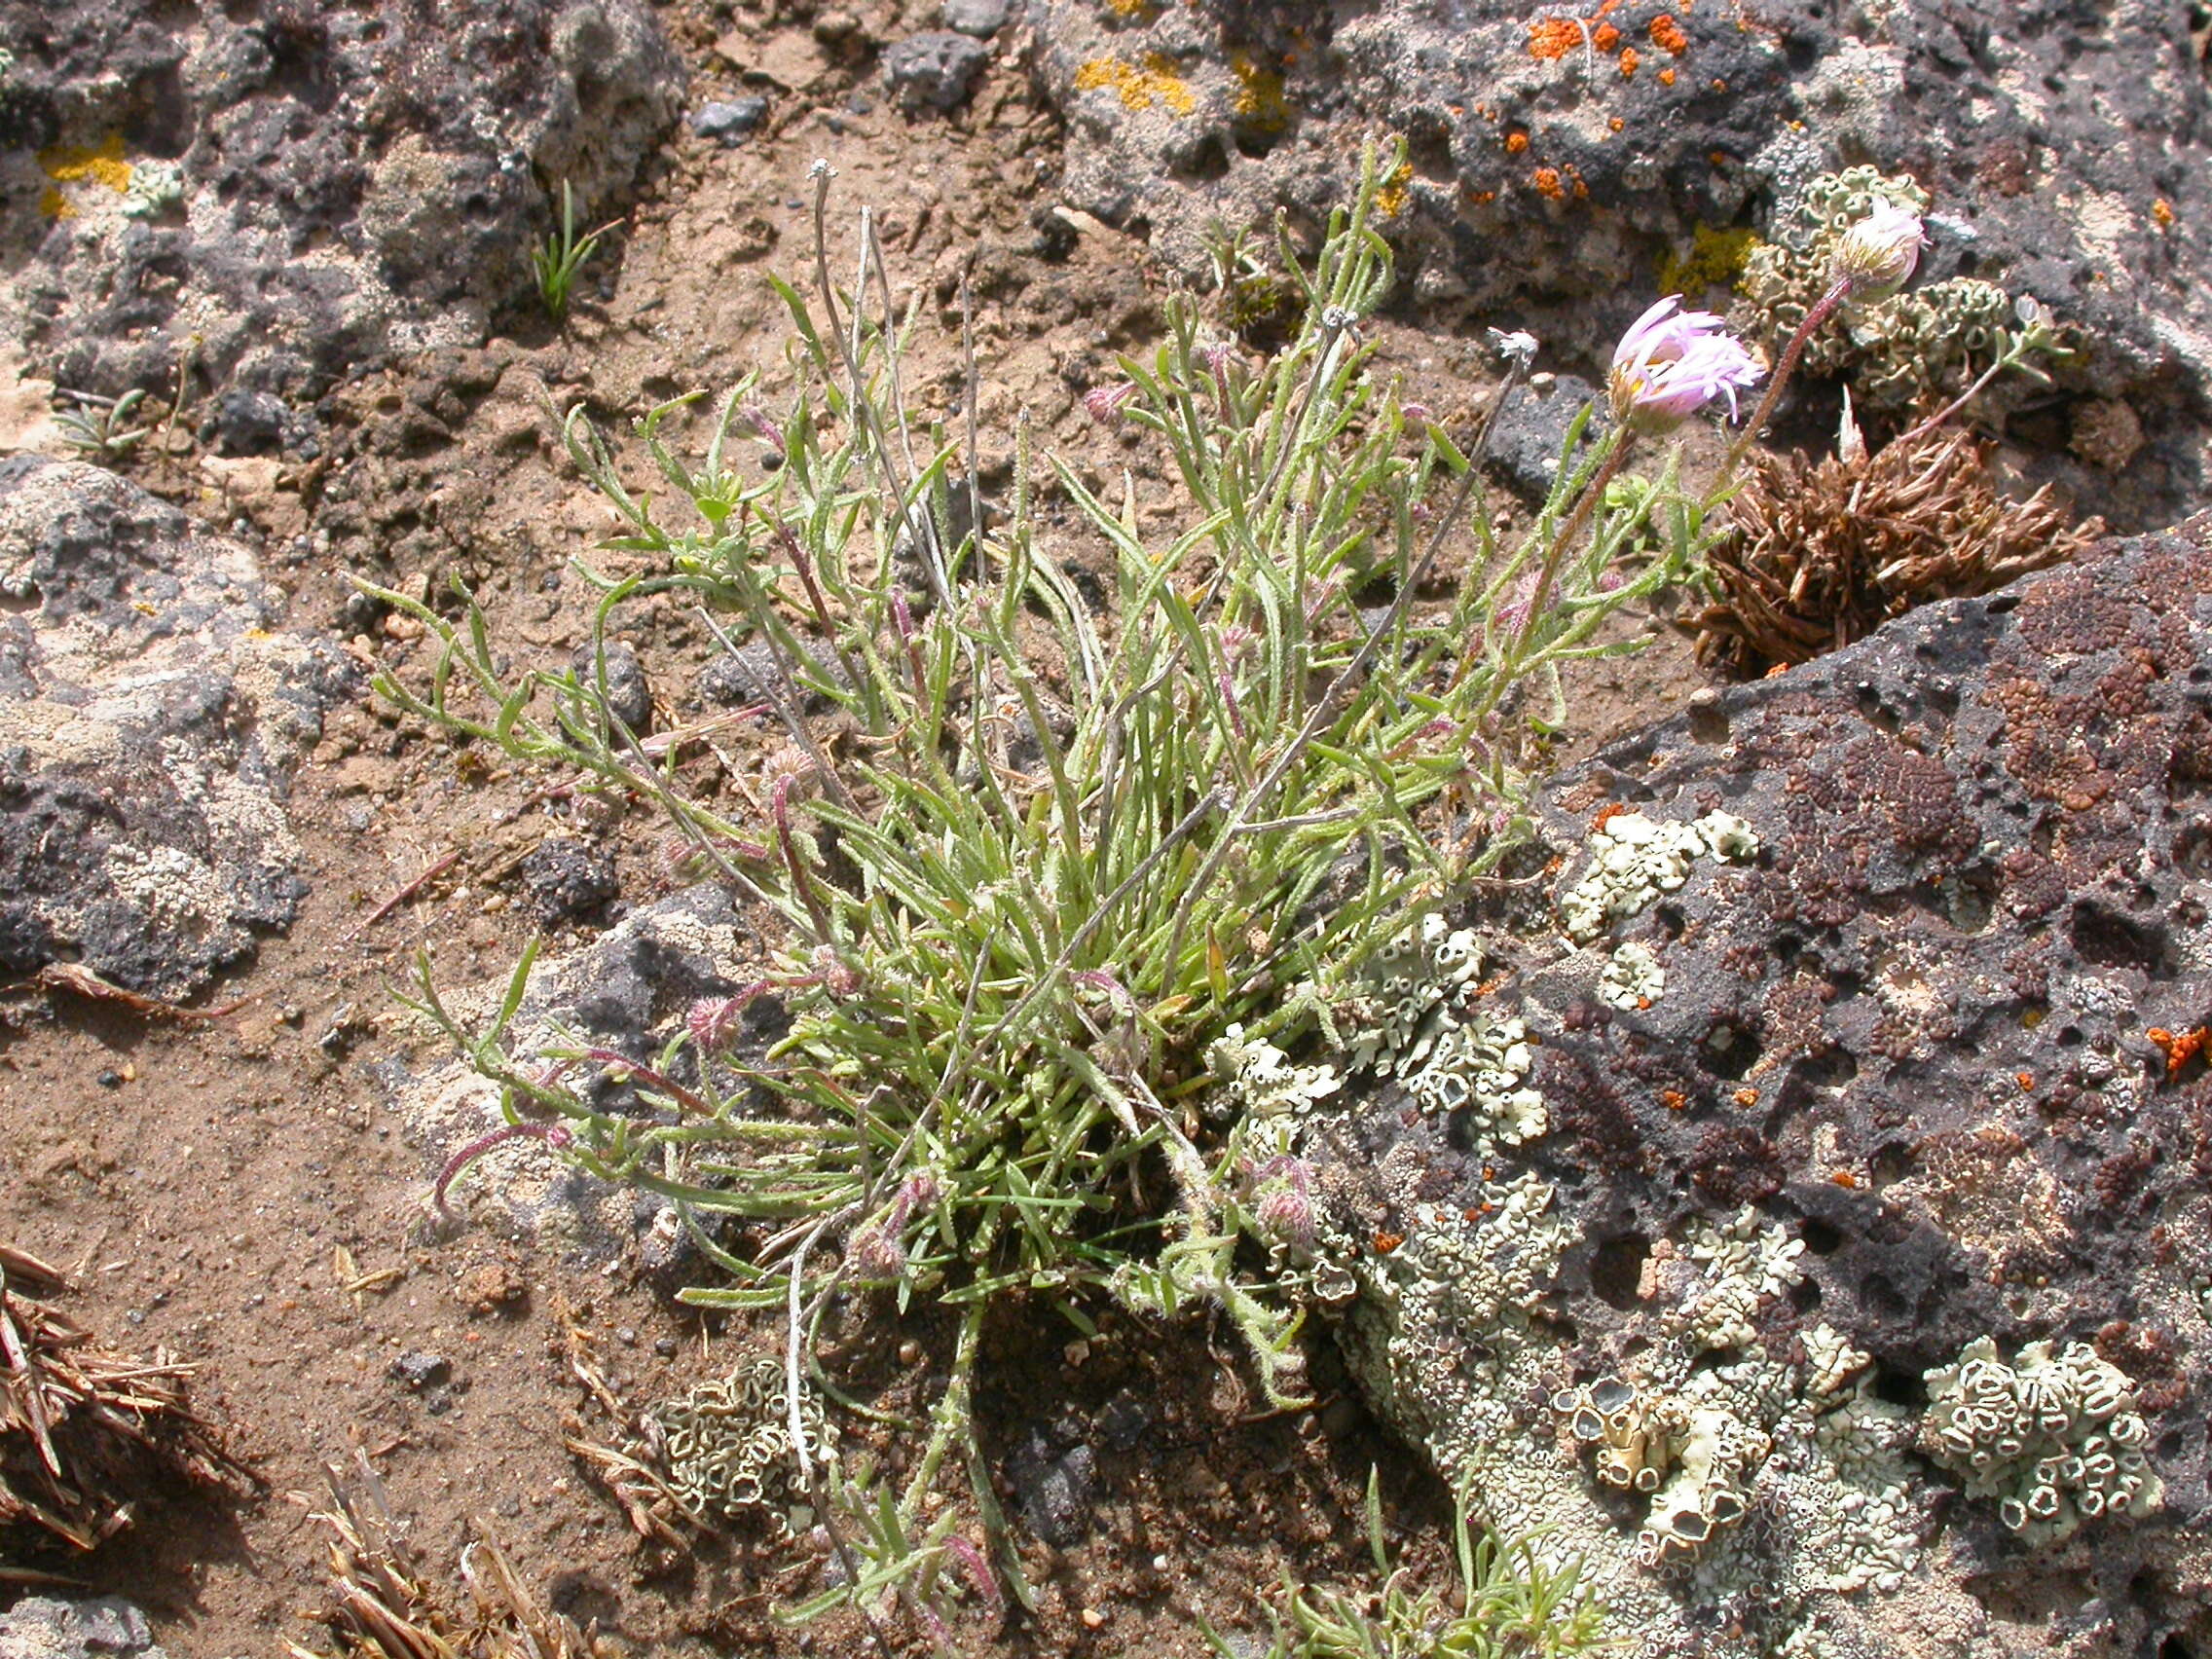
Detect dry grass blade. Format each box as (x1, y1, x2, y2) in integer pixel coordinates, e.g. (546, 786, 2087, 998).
(1696, 424, 2105, 677)
(300, 1460, 592, 1659)
(2, 1244, 255, 1553)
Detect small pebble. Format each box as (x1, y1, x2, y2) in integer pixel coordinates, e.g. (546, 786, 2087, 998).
(96, 1070, 123, 1089)
(690, 96, 769, 144)
(1080, 1608, 1105, 1630)
(898, 1338, 923, 1365)
(653, 1336, 678, 1357)
(617, 1326, 639, 1346)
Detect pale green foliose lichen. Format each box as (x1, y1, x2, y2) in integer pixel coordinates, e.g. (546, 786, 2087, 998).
(1741, 166, 2034, 412)
(123, 160, 185, 218)
(1560, 810, 1758, 943)
(1921, 1336, 2162, 1544)
(1601, 940, 1666, 1010)
(652, 1355, 833, 1530)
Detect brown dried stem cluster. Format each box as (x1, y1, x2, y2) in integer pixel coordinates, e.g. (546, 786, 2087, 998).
(1, 1243, 252, 1552)
(291, 1459, 595, 1659)
(1696, 424, 2103, 677)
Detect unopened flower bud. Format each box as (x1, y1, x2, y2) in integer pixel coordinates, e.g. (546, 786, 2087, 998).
(846, 1223, 907, 1280)
(686, 995, 744, 1053)
(1829, 198, 1926, 301)
(1082, 382, 1139, 424)
(1256, 1181, 1315, 1254)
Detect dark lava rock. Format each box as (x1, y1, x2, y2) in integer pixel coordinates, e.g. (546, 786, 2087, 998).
(1006, 1420, 1097, 1546)
(0, 0, 682, 411)
(690, 96, 769, 143)
(519, 836, 618, 926)
(203, 387, 296, 458)
(388, 1350, 451, 1389)
(0, 459, 350, 998)
(570, 639, 651, 734)
(0, 1598, 166, 1659)
(941, 0, 1013, 38)
(382, 886, 756, 1246)
(883, 30, 991, 112)
(1092, 1389, 1155, 1453)
(1482, 373, 1606, 504)
(1030, 0, 2212, 527)
(1306, 515, 2212, 1655)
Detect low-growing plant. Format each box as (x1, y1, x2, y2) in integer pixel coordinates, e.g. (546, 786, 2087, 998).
(54, 387, 149, 460)
(533, 178, 616, 323)
(1206, 1471, 1610, 1659)
(372, 139, 1744, 1632)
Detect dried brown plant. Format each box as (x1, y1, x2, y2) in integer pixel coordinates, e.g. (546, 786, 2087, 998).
(291, 1456, 596, 1659)
(1, 1243, 254, 1552)
(1695, 422, 2104, 677)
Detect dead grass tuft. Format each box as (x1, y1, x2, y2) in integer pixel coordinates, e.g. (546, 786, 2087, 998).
(1, 1242, 254, 1552)
(291, 1456, 596, 1659)
(1696, 424, 2104, 677)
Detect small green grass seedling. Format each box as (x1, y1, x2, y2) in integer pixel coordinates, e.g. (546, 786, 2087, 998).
(533, 179, 619, 323)
(1207, 1470, 1611, 1659)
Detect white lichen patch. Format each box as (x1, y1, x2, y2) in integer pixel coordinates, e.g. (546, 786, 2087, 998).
(1560, 810, 1759, 943)
(1600, 940, 1666, 1010)
(1922, 1336, 2163, 1544)
(1303, 912, 1551, 1153)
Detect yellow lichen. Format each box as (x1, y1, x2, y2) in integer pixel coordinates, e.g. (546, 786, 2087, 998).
(1657, 223, 1759, 295)
(1103, 0, 1158, 18)
(39, 132, 132, 194)
(1375, 157, 1413, 219)
(1074, 53, 1196, 115)
(1229, 53, 1289, 132)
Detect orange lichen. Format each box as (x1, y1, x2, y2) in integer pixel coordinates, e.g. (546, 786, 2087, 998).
(2015, 1071, 2035, 1092)
(1074, 53, 1197, 114)
(1661, 1088, 1688, 1112)
(1373, 1230, 1406, 1254)
(1593, 801, 1626, 830)
(1473, 189, 1496, 203)
(1533, 166, 1565, 200)
(1829, 1170, 1860, 1189)
(1650, 14, 1690, 53)
(1505, 129, 1530, 154)
(1609, 115, 1625, 132)
(1658, 65, 1677, 85)
(2148, 1025, 2205, 1077)
(2152, 198, 2176, 229)
(1733, 1087, 1759, 1108)
(1619, 46, 1640, 76)
(1593, 22, 1621, 49)
(1528, 18, 1585, 58)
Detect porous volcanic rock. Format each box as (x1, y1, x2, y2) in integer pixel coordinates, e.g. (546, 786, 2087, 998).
(0, 0, 682, 418)
(1298, 515, 2212, 1656)
(385, 884, 763, 1253)
(1028, 0, 2212, 526)
(0, 1598, 166, 1659)
(0, 458, 351, 998)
